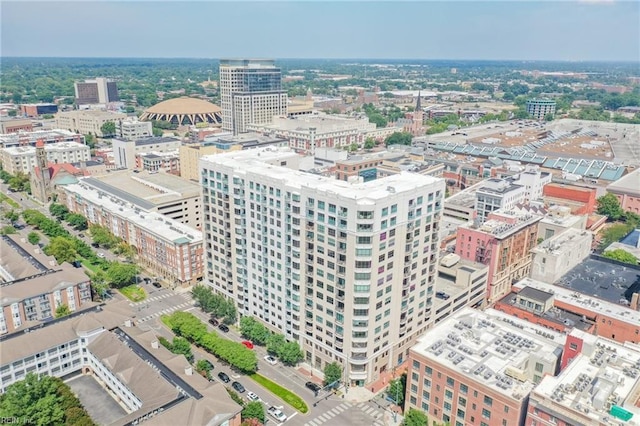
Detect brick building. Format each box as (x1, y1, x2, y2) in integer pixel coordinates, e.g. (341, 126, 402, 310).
(542, 183, 597, 215)
(606, 169, 640, 214)
(455, 210, 542, 303)
(406, 308, 564, 426)
(495, 278, 640, 345)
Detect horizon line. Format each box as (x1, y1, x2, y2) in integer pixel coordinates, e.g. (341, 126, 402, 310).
(2, 56, 639, 64)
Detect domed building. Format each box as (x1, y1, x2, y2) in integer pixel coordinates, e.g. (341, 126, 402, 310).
(140, 97, 222, 126)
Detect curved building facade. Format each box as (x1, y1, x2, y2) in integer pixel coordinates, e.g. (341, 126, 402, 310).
(140, 97, 223, 126)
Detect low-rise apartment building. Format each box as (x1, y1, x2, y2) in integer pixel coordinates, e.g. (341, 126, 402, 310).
(530, 229, 593, 283)
(496, 278, 640, 345)
(79, 170, 202, 229)
(0, 118, 33, 134)
(455, 210, 542, 303)
(61, 179, 203, 286)
(136, 150, 180, 174)
(0, 129, 84, 149)
(55, 110, 127, 137)
(526, 329, 640, 426)
(406, 308, 565, 426)
(542, 183, 597, 215)
(112, 136, 181, 169)
(0, 141, 90, 174)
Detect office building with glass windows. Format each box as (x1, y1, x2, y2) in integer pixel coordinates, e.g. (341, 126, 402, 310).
(200, 147, 445, 386)
(219, 59, 288, 135)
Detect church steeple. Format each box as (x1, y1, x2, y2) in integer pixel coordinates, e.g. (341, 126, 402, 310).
(415, 91, 422, 112)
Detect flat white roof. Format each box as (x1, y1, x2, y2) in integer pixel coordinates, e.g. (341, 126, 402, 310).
(411, 307, 565, 399)
(513, 278, 640, 326)
(3, 141, 88, 155)
(64, 180, 202, 245)
(201, 147, 443, 202)
(532, 329, 640, 424)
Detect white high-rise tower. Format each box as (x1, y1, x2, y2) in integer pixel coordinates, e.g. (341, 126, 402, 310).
(200, 147, 445, 386)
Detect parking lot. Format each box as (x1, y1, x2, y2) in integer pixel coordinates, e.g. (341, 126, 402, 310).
(67, 374, 127, 425)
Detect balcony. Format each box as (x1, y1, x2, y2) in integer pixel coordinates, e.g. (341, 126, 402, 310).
(335, 339, 344, 349)
(305, 323, 314, 333)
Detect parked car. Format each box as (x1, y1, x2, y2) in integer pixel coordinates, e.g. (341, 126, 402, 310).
(218, 372, 230, 383)
(152, 281, 162, 289)
(241, 340, 254, 350)
(246, 391, 259, 401)
(78, 233, 85, 238)
(268, 407, 287, 422)
(97, 252, 106, 259)
(91, 242, 100, 248)
(264, 355, 278, 365)
(232, 381, 246, 393)
(202, 360, 215, 371)
(218, 324, 229, 333)
(305, 382, 321, 393)
(208, 318, 219, 326)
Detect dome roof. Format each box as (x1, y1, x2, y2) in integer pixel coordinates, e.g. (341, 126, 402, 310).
(145, 97, 221, 115)
(140, 97, 223, 126)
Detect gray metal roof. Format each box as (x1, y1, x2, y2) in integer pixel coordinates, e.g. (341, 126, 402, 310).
(83, 177, 156, 210)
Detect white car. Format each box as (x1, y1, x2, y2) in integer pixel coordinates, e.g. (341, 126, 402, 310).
(268, 407, 287, 422)
(264, 355, 278, 365)
(246, 391, 259, 401)
(97, 252, 106, 259)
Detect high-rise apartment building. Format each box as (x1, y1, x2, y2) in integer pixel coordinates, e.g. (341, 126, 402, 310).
(525, 99, 556, 120)
(200, 147, 445, 385)
(219, 59, 287, 135)
(74, 78, 119, 105)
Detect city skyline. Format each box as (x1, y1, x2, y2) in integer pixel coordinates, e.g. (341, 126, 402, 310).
(1, 1, 639, 62)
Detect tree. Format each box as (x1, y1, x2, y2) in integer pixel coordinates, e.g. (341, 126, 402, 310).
(49, 203, 69, 220)
(45, 236, 77, 264)
(66, 213, 88, 231)
(84, 133, 95, 149)
(55, 304, 71, 318)
(544, 113, 554, 122)
(603, 249, 638, 265)
(241, 401, 265, 423)
(152, 127, 164, 137)
(89, 224, 119, 248)
(240, 316, 270, 345)
(7, 109, 17, 117)
(100, 121, 116, 137)
(27, 231, 41, 245)
(386, 373, 406, 406)
(4, 210, 19, 223)
(105, 262, 138, 288)
(402, 408, 429, 426)
(195, 359, 213, 380)
(89, 270, 109, 300)
(364, 137, 376, 150)
(0, 373, 65, 425)
(278, 341, 304, 366)
(597, 193, 624, 221)
(171, 337, 194, 362)
(266, 333, 286, 355)
(323, 362, 342, 387)
(1, 225, 16, 235)
(348, 142, 358, 152)
(384, 132, 412, 147)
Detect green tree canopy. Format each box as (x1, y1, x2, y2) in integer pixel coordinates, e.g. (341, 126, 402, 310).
(597, 193, 624, 221)
(386, 373, 407, 405)
(106, 262, 138, 288)
(278, 341, 304, 366)
(49, 203, 69, 219)
(100, 121, 117, 137)
(241, 401, 265, 423)
(66, 213, 88, 230)
(266, 334, 286, 356)
(27, 231, 41, 245)
(170, 337, 194, 362)
(402, 408, 429, 426)
(384, 132, 412, 147)
(44, 236, 77, 264)
(364, 137, 376, 150)
(4, 210, 19, 223)
(240, 316, 270, 346)
(603, 249, 638, 265)
(55, 304, 71, 318)
(89, 224, 120, 248)
(89, 270, 109, 299)
(323, 362, 342, 387)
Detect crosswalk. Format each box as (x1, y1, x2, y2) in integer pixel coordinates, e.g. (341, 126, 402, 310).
(130, 292, 195, 323)
(303, 402, 385, 426)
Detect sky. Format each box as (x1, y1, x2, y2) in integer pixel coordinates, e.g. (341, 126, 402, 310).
(1, 1, 639, 61)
